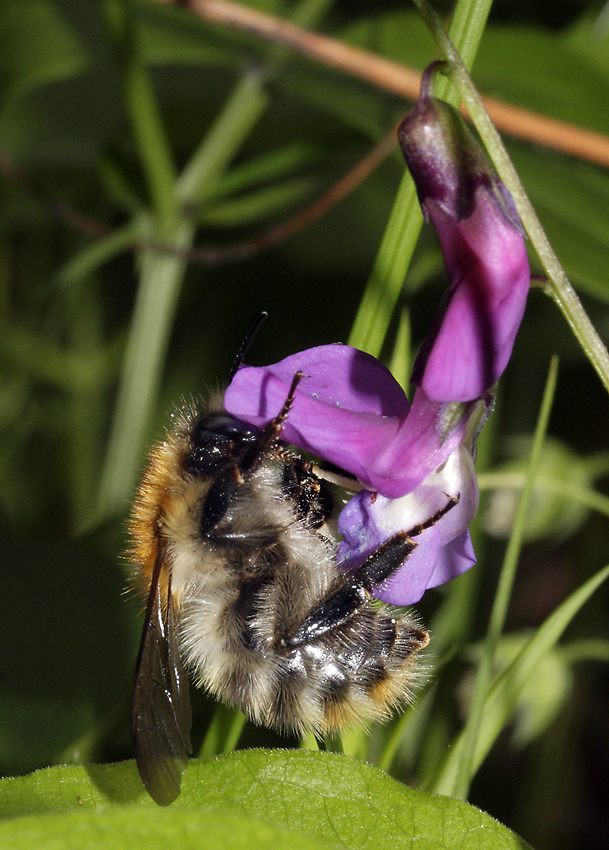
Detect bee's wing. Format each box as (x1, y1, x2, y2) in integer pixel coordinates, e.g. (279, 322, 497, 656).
(131, 548, 192, 806)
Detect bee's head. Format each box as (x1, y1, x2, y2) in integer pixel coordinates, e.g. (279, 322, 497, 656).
(184, 413, 260, 476)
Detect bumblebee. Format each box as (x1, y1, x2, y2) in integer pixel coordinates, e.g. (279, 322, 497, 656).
(130, 371, 454, 805)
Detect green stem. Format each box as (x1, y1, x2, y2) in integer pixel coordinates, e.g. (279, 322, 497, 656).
(431, 0, 494, 104)
(348, 173, 421, 355)
(123, 57, 178, 229)
(412, 0, 609, 395)
(449, 356, 559, 800)
(478, 471, 609, 518)
(105, 0, 178, 228)
(199, 705, 247, 758)
(95, 217, 194, 522)
(96, 80, 267, 520)
(177, 70, 268, 207)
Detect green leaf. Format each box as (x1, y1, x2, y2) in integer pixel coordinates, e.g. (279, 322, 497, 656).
(0, 751, 532, 849)
(0, 809, 336, 850)
(214, 143, 322, 198)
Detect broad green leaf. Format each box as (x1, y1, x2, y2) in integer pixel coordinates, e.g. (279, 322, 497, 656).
(0, 751, 532, 849)
(0, 809, 335, 850)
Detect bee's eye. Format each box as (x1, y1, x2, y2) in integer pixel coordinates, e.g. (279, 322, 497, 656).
(185, 414, 259, 476)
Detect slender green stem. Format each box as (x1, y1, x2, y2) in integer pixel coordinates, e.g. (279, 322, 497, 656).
(177, 70, 269, 207)
(348, 173, 421, 355)
(123, 58, 178, 229)
(96, 0, 334, 524)
(300, 731, 320, 751)
(412, 0, 609, 395)
(323, 732, 344, 753)
(96, 75, 269, 523)
(432, 0, 494, 104)
(478, 471, 609, 518)
(199, 705, 247, 758)
(449, 356, 559, 800)
(560, 639, 609, 666)
(105, 0, 178, 229)
(222, 711, 247, 753)
(95, 218, 194, 522)
(388, 308, 411, 390)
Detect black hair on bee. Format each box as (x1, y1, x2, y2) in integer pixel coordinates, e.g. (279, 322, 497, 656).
(130, 336, 455, 806)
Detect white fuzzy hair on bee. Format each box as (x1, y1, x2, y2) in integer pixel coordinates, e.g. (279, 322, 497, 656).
(129, 326, 453, 806)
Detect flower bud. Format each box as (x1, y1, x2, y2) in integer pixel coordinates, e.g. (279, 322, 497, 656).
(398, 70, 530, 402)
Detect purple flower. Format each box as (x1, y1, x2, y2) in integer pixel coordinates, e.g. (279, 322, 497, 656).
(225, 345, 489, 605)
(398, 66, 530, 403)
(224, 66, 529, 605)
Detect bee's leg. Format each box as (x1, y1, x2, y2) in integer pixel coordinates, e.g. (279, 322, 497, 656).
(237, 371, 304, 471)
(284, 496, 458, 649)
(353, 495, 459, 589)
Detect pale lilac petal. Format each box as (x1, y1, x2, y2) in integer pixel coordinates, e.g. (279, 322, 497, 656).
(337, 442, 479, 605)
(425, 530, 476, 590)
(376, 528, 442, 605)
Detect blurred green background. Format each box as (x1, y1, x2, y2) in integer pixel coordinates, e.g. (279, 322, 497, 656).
(2, 1, 609, 848)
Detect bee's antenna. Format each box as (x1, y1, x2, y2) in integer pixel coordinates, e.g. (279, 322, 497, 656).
(229, 311, 268, 382)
